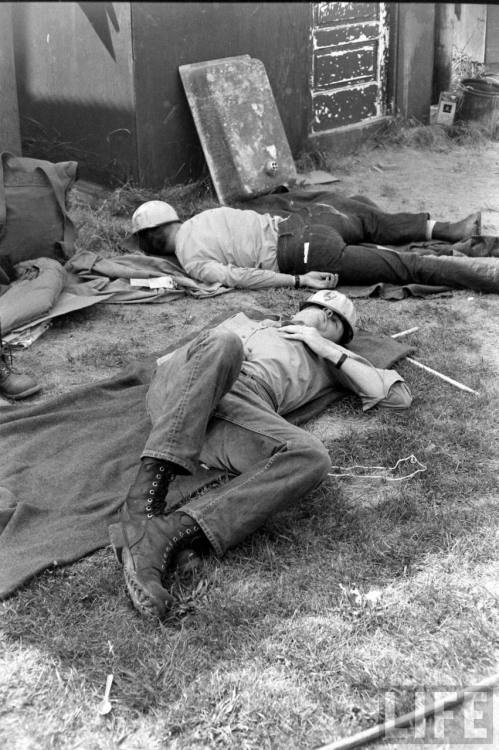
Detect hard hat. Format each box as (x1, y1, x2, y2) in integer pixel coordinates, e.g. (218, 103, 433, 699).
(131, 201, 180, 235)
(300, 290, 356, 344)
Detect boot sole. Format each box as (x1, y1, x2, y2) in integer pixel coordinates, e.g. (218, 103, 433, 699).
(122, 547, 171, 619)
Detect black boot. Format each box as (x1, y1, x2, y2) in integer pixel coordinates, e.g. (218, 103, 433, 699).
(109, 458, 205, 618)
(0, 323, 41, 400)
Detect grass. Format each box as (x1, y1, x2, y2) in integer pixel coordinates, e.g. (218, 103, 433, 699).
(1, 129, 499, 749)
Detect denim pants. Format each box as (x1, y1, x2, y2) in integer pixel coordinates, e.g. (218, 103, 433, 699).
(144, 330, 331, 556)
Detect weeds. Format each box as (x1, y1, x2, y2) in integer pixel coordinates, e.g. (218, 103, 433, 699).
(369, 117, 492, 151)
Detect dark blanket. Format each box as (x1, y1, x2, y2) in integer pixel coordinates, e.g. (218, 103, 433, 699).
(0, 310, 414, 599)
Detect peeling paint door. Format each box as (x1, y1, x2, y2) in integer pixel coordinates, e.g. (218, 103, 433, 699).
(310, 2, 390, 133)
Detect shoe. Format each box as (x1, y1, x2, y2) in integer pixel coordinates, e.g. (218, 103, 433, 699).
(0, 329, 41, 400)
(109, 511, 204, 618)
(109, 457, 205, 618)
(174, 547, 202, 577)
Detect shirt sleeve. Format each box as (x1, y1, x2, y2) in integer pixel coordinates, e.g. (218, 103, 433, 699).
(362, 377, 413, 410)
(180, 258, 294, 289)
(330, 351, 413, 411)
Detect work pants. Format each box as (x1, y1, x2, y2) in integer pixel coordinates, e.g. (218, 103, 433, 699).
(277, 208, 499, 292)
(276, 201, 428, 273)
(143, 330, 331, 556)
(337, 245, 499, 291)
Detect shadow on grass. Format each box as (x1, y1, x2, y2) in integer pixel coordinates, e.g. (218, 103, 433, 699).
(1, 451, 496, 718)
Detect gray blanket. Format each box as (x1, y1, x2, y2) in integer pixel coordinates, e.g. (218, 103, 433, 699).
(0, 309, 414, 599)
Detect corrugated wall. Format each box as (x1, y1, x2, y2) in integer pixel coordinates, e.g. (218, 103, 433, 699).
(131, 2, 311, 188)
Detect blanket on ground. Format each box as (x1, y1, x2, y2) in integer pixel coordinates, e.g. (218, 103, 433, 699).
(0, 308, 414, 599)
(65, 250, 231, 302)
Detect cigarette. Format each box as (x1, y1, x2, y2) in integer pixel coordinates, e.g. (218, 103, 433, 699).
(303, 241, 309, 264)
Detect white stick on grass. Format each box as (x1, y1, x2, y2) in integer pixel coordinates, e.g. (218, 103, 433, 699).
(391, 328, 479, 395)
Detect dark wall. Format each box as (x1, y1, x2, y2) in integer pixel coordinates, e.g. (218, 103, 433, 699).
(0, 3, 21, 154)
(12, 2, 138, 185)
(132, 2, 311, 188)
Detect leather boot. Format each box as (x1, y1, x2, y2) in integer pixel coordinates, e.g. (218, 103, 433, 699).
(0, 333, 41, 400)
(109, 458, 205, 618)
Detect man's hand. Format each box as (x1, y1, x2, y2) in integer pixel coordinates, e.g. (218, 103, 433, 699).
(278, 324, 343, 358)
(299, 271, 339, 289)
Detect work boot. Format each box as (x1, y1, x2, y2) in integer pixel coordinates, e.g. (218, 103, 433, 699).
(174, 547, 202, 577)
(0, 332, 41, 400)
(109, 458, 205, 618)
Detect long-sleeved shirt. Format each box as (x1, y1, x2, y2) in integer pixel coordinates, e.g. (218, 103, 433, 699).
(219, 315, 412, 413)
(175, 207, 293, 289)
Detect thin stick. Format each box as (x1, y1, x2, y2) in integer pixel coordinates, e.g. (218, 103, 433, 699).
(391, 326, 419, 338)
(317, 673, 499, 750)
(406, 357, 479, 395)
(390, 328, 479, 395)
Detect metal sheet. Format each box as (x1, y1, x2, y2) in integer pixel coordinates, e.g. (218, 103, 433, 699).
(179, 55, 297, 204)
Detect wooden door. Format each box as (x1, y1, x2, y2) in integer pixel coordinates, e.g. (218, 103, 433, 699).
(310, 2, 391, 133)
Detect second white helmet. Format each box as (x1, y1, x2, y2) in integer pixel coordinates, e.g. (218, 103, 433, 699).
(131, 201, 180, 235)
(300, 290, 357, 343)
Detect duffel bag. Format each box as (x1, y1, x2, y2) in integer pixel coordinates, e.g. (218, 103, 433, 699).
(0, 152, 78, 264)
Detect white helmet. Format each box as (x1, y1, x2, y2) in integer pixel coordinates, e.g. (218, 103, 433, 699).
(131, 201, 180, 235)
(300, 290, 356, 344)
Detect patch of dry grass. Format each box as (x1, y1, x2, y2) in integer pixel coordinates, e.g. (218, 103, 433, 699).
(369, 117, 493, 152)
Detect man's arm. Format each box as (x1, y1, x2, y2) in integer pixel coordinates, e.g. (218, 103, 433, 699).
(278, 324, 412, 409)
(180, 258, 339, 290)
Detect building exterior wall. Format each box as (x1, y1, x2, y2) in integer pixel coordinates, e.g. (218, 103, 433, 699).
(434, 4, 487, 97)
(0, 3, 21, 154)
(12, 1, 137, 184)
(131, 2, 311, 188)
(486, 5, 499, 71)
(395, 3, 436, 122)
(9, 1, 438, 188)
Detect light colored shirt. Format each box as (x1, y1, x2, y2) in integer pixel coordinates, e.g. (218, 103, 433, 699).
(218, 314, 412, 413)
(175, 207, 293, 289)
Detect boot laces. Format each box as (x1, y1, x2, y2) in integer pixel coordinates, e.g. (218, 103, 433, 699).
(145, 466, 173, 518)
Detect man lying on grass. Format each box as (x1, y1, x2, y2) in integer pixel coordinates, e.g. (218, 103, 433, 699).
(129, 197, 499, 293)
(109, 290, 412, 618)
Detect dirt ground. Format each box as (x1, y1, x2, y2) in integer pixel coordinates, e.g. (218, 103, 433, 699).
(8, 139, 499, 404)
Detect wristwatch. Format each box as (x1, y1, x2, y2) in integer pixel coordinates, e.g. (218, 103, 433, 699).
(334, 353, 347, 369)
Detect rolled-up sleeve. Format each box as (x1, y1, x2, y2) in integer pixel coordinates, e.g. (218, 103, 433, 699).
(331, 355, 413, 411)
(359, 371, 412, 410)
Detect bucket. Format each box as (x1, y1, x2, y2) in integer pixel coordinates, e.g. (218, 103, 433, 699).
(455, 76, 499, 135)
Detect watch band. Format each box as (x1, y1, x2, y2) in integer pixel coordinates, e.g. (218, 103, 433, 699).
(335, 353, 348, 370)
(294, 275, 301, 289)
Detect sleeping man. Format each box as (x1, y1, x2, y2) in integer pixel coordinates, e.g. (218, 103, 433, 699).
(109, 290, 412, 618)
(129, 196, 499, 293)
